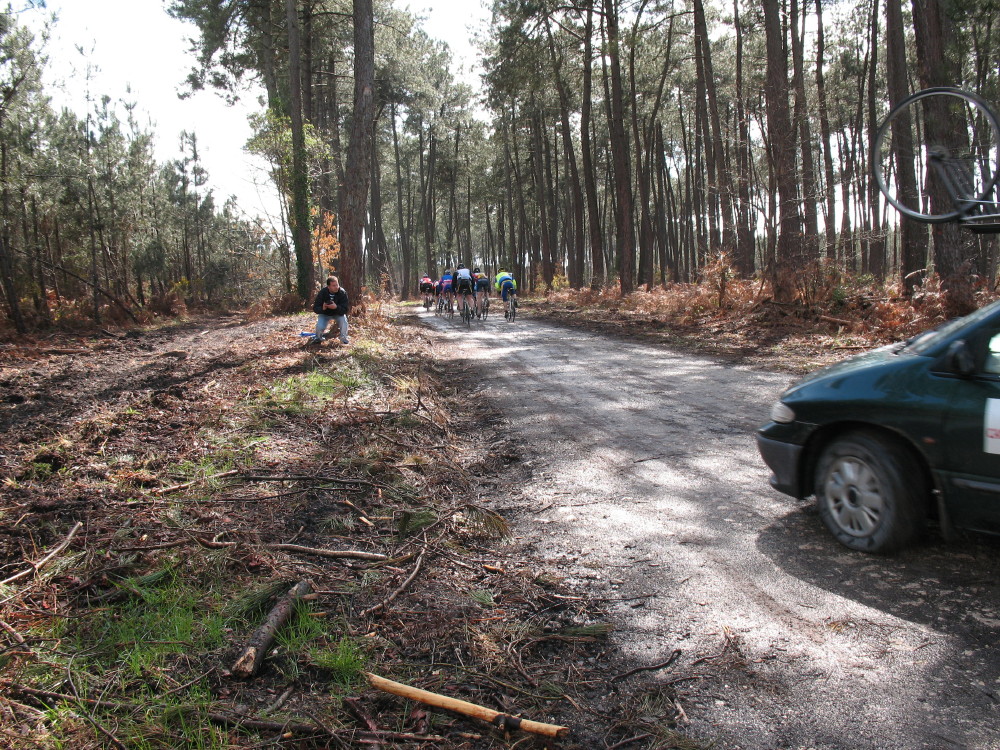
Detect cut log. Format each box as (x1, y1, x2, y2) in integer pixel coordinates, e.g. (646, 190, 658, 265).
(230, 580, 312, 679)
(365, 672, 569, 738)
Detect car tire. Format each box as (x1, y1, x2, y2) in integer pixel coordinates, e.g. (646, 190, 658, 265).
(814, 431, 926, 553)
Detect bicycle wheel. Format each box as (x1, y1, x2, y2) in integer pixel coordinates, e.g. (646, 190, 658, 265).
(481, 298, 489, 321)
(873, 87, 1000, 223)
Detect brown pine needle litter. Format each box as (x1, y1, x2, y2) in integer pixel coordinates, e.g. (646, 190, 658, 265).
(0, 309, 694, 749)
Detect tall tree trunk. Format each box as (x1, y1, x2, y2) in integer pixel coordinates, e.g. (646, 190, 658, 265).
(693, 0, 726, 262)
(391, 103, 412, 295)
(531, 112, 555, 289)
(340, 0, 376, 304)
(0, 145, 25, 333)
(370, 152, 394, 294)
(285, 0, 313, 300)
(911, 0, 974, 314)
(733, 0, 755, 276)
(544, 15, 586, 288)
(815, 0, 838, 260)
(762, 0, 803, 301)
(581, 0, 604, 289)
(791, 0, 819, 263)
(604, 0, 636, 295)
(886, 0, 923, 293)
(866, 2, 886, 280)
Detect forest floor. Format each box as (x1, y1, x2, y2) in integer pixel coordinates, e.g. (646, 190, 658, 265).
(0, 288, 979, 749)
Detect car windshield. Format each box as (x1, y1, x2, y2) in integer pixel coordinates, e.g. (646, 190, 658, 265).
(905, 299, 1000, 355)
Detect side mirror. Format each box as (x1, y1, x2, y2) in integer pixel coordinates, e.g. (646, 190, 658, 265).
(945, 340, 975, 376)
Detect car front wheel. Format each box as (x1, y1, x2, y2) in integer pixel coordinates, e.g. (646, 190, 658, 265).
(814, 431, 926, 553)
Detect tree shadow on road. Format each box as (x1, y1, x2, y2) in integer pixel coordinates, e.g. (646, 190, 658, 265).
(756, 504, 1000, 659)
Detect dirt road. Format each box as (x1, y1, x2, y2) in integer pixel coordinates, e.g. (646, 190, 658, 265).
(420, 307, 1000, 750)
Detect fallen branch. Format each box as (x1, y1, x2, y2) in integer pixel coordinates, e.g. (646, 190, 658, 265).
(341, 498, 375, 527)
(0, 619, 26, 644)
(1, 681, 128, 712)
(365, 672, 570, 739)
(610, 649, 682, 682)
(359, 547, 425, 618)
(267, 544, 388, 561)
(241, 473, 383, 489)
(151, 469, 239, 496)
(205, 711, 446, 743)
(3, 682, 442, 744)
(0, 521, 83, 586)
(230, 580, 313, 679)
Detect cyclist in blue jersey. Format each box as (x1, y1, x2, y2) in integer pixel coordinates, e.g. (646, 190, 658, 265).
(472, 267, 490, 318)
(494, 269, 518, 320)
(439, 269, 455, 311)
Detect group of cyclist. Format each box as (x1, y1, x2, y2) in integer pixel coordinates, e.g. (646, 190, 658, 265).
(419, 264, 518, 320)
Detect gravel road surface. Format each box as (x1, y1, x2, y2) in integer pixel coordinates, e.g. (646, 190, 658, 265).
(419, 307, 1000, 750)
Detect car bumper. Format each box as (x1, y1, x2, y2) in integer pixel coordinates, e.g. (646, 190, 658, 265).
(756, 433, 805, 498)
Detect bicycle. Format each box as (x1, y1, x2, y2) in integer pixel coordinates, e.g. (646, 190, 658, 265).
(460, 292, 474, 326)
(423, 292, 433, 310)
(505, 294, 518, 322)
(480, 295, 490, 321)
(873, 87, 1000, 231)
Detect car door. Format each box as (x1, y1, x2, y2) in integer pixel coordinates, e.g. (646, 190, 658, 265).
(941, 326, 1000, 532)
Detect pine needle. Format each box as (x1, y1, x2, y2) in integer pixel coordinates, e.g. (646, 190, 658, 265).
(461, 504, 511, 540)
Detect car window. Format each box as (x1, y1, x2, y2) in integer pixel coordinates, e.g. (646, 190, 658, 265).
(907, 299, 1000, 355)
(985, 332, 1000, 375)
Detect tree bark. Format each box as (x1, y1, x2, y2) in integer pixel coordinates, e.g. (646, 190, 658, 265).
(886, 0, 923, 293)
(581, 0, 605, 289)
(231, 580, 313, 679)
(603, 0, 636, 295)
(762, 0, 804, 301)
(340, 0, 377, 305)
(285, 0, 313, 301)
(911, 0, 974, 315)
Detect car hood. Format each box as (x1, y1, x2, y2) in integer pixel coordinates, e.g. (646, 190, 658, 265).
(783, 343, 902, 395)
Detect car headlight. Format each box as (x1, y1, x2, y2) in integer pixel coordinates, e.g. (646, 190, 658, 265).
(770, 402, 796, 423)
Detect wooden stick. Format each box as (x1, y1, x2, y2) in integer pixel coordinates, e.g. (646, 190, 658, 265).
(359, 548, 425, 618)
(0, 521, 83, 586)
(267, 544, 387, 561)
(151, 469, 239, 496)
(0, 619, 25, 644)
(230, 580, 312, 679)
(610, 649, 681, 682)
(365, 672, 570, 738)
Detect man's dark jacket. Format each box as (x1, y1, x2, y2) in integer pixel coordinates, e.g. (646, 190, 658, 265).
(313, 286, 349, 316)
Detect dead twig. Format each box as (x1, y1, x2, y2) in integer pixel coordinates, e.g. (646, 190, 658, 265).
(66, 658, 127, 750)
(0, 619, 26, 644)
(151, 469, 239, 496)
(268, 544, 388, 561)
(610, 649, 682, 682)
(359, 547, 426, 618)
(365, 672, 570, 739)
(207, 710, 445, 744)
(0, 681, 128, 712)
(607, 733, 654, 749)
(0, 521, 83, 587)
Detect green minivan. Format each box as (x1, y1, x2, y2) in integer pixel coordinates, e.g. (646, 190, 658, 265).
(757, 299, 1000, 553)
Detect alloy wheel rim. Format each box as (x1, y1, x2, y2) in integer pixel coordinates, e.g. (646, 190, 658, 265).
(824, 456, 885, 538)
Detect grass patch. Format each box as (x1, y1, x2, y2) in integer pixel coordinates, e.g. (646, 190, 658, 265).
(257, 371, 340, 416)
(310, 637, 366, 688)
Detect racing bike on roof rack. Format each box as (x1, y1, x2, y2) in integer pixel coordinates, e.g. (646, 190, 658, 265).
(873, 87, 1000, 232)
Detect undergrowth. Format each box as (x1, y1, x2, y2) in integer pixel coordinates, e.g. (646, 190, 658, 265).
(0, 309, 645, 749)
